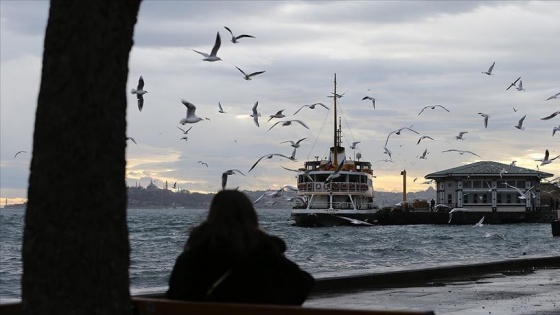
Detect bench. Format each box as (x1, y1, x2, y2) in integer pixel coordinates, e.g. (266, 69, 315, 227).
(0, 298, 435, 315)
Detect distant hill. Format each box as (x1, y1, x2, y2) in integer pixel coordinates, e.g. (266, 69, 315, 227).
(126, 186, 436, 209)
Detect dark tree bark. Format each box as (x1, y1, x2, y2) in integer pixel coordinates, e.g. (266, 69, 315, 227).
(23, 1, 141, 314)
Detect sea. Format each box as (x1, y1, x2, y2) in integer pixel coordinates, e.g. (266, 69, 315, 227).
(1, 207, 559, 303)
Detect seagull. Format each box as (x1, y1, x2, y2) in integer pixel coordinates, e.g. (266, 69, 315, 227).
(293, 103, 329, 115)
(130, 76, 147, 111)
(268, 119, 309, 131)
(218, 102, 227, 114)
(478, 112, 490, 128)
(506, 76, 521, 91)
(442, 149, 481, 158)
(235, 66, 265, 80)
(179, 99, 205, 124)
(481, 61, 495, 75)
(516, 80, 525, 91)
(377, 159, 394, 163)
(514, 115, 526, 130)
(335, 215, 374, 226)
(474, 216, 484, 227)
(248, 153, 294, 172)
(349, 141, 360, 150)
(13, 151, 26, 159)
(455, 131, 468, 140)
(328, 91, 347, 99)
(383, 147, 392, 159)
(541, 111, 560, 120)
(172, 182, 177, 189)
(417, 105, 450, 116)
(180, 136, 188, 142)
(126, 137, 137, 144)
(418, 149, 429, 159)
(222, 169, 246, 190)
(545, 92, 560, 101)
(552, 125, 560, 136)
(178, 126, 192, 134)
(509, 161, 517, 171)
(280, 137, 306, 148)
(417, 135, 434, 145)
(535, 149, 559, 166)
(198, 161, 209, 167)
(325, 159, 345, 184)
(267, 109, 286, 122)
(223, 26, 254, 43)
(362, 96, 375, 109)
(384, 126, 419, 147)
(502, 182, 535, 199)
(250, 101, 261, 127)
(192, 32, 222, 62)
(499, 168, 508, 178)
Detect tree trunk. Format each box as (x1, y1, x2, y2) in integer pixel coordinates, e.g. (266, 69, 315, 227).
(23, 1, 141, 314)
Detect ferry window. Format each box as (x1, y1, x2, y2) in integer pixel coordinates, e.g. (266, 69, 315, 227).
(447, 194, 452, 205)
(497, 193, 502, 203)
(463, 180, 472, 188)
(473, 193, 478, 203)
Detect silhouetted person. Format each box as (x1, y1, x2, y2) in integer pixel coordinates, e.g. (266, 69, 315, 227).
(430, 199, 435, 212)
(166, 190, 314, 305)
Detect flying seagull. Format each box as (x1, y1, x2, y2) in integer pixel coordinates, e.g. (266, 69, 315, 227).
(248, 153, 294, 172)
(442, 149, 481, 158)
(474, 216, 485, 227)
(126, 137, 137, 144)
(418, 105, 450, 116)
(268, 120, 309, 131)
(178, 126, 192, 134)
(130, 76, 148, 111)
(179, 99, 205, 124)
(192, 32, 222, 62)
(383, 147, 392, 159)
(280, 137, 306, 148)
(552, 125, 560, 136)
(349, 141, 360, 150)
(506, 76, 521, 91)
(328, 91, 347, 99)
(455, 131, 468, 140)
(514, 115, 526, 130)
(235, 66, 265, 80)
(384, 126, 419, 147)
(417, 135, 434, 145)
(541, 111, 560, 120)
(418, 149, 429, 159)
(293, 103, 329, 115)
(545, 92, 560, 101)
(481, 61, 495, 75)
(218, 102, 227, 113)
(535, 149, 559, 166)
(223, 26, 255, 43)
(362, 96, 376, 109)
(325, 159, 346, 184)
(502, 182, 535, 200)
(250, 101, 261, 127)
(13, 151, 26, 159)
(267, 109, 286, 122)
(198, 161, 209, 167)
(222, 169, 246, 190)
(516, 80, 525, 91)
(478, 112, 490, 128)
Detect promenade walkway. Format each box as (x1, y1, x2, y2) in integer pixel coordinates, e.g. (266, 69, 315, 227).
(305, 256, 560, 315)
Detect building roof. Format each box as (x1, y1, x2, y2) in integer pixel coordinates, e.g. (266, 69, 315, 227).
(425, 161, 553, 179)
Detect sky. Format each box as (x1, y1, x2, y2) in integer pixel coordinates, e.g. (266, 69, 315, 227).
(1, 1, 559, 205)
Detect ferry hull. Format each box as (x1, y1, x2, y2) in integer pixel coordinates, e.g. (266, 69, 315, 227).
(291, 210, 378, 227)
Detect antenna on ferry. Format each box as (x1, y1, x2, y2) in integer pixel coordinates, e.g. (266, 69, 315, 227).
(333, 73, 338, 167)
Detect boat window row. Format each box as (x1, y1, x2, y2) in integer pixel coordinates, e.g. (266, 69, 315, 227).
(462, 179, 526, 189)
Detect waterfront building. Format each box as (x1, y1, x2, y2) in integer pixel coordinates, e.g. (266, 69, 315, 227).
(425, 161, 553, 212)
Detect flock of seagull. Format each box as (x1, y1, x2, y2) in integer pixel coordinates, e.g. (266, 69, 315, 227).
(124, 31, 560, 199)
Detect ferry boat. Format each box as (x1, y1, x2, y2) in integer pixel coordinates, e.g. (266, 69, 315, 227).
(291, 74, 379, 227)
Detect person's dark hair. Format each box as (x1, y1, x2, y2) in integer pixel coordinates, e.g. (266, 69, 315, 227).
(185, 190, 261, 259)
